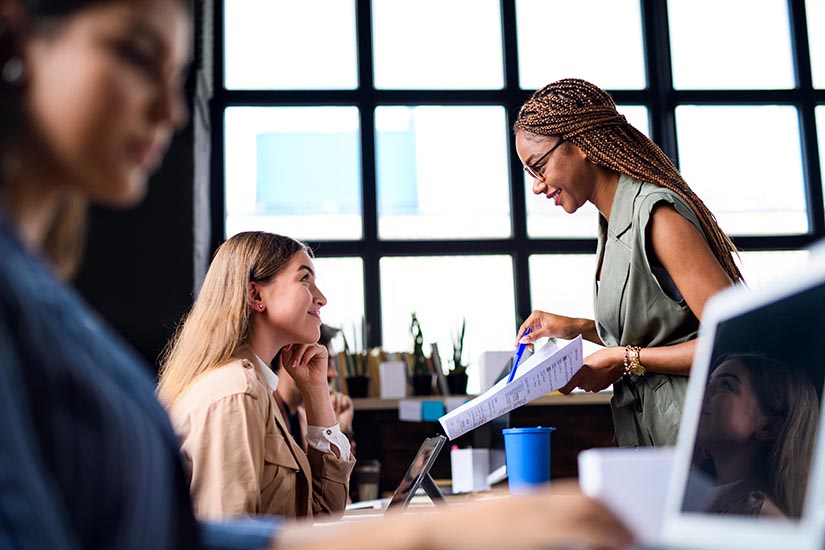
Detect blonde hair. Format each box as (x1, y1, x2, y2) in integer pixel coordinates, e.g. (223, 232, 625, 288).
(514, 78, 743, 283)
(157, 231, 309, 407)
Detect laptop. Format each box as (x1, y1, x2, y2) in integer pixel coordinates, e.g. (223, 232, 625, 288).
(654, 253, 825, 550)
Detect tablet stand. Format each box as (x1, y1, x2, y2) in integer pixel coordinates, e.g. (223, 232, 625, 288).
(386, 434, 450, 513)
(419, 471, 448, 508)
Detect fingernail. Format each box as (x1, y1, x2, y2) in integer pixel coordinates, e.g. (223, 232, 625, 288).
(519, 336, 531, 344)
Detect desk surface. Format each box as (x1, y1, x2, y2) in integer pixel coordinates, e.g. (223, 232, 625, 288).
(323, 487, 511, 523)
(352, 391, 612, 410)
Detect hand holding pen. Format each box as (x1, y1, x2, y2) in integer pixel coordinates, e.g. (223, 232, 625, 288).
(515, 310, 591, 348)
(507, 327, 531, 384)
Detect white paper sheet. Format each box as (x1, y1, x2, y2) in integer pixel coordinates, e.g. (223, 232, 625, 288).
(438, 336, 583, 440)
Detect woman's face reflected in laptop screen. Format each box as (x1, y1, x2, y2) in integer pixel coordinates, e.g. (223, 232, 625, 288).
(682, 287, 825, 521)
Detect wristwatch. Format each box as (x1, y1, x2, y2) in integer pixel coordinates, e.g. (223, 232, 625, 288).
(623, 345, 646, 377)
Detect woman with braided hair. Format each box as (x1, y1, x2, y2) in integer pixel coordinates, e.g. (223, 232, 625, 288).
(514, 78, 743, 447)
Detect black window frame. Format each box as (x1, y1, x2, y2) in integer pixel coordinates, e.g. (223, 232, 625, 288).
(210, 0, 825, 347)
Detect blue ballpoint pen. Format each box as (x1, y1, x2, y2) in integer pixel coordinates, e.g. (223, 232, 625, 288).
(506, 327, 531, 384)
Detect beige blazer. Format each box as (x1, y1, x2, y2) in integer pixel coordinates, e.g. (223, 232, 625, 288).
(169, 348, 354, 521)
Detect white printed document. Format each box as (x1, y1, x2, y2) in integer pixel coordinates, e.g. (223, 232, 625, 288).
(438, 336, 583, 440)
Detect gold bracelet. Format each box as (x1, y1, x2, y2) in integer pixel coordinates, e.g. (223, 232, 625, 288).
(623, 345, 646, 377)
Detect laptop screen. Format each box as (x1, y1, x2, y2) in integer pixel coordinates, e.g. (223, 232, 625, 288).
(680, 280, 825, 519)
(663, 258, 825, 550)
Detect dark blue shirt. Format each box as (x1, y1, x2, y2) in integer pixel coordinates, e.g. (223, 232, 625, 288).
(0, 218, 280, 549)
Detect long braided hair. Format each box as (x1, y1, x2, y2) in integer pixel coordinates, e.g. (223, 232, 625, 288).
(514, 78, 743, 283)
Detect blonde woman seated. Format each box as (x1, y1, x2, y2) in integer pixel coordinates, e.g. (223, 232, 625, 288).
(157, 232, 354, 521)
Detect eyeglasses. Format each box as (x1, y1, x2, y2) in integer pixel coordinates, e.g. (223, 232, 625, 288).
(523, 138, 564, 182)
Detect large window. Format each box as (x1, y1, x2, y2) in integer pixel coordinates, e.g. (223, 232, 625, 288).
(668, 0, 794, 90)
(215, 0, 824, 383)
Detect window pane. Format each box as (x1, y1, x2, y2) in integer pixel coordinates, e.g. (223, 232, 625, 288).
(313, 257, 365, 334)
(529, 254, 602, 357)
(380, 256, 516, 394)
(737, 250, 810, 290)
(372, 0, 503, 89)
(675, 106, 806, 235)
(808, 0, 825, 89)
(376, 106, 510, 239)
(516, 0, 645, 90)
(618, 106, 651, 137)
(224, 0, 357, 90)
(526, 106, 649, 238)
(819, 107, 825, 216)
(225, 107, 362, 240)
(668, 0, 794, 90)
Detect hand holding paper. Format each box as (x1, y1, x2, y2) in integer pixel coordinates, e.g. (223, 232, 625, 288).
(438, 336, 583, 440)
(558, 345, 626, 394)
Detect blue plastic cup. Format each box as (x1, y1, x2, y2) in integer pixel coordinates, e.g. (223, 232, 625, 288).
(503, 426, 555, 494)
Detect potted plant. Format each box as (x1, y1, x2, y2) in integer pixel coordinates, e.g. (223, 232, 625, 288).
(342, 319, 370, 398)
(447, 318, 468, 395)
(409, 312, 434, 396)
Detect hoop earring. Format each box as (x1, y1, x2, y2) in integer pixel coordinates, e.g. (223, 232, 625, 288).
(1, 56, 23, 85)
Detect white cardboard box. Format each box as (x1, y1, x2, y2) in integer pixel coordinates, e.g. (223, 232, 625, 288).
(578, 447, 675, 545)
(477, 351, 515, 393)
(379, 361, 407, 399)
(450, 448, 491, 493)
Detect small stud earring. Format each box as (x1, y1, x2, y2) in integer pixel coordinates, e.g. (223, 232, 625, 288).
(258, 304, 264, 311)
(2, 57, 24, 85)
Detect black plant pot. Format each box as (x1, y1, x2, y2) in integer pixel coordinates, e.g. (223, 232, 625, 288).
(447, 372, 468, 395)
(411, 373, 435, 396)
(346, 375, 370, 398)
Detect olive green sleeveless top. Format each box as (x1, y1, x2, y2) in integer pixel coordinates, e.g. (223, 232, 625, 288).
(594, 174, 703, 447)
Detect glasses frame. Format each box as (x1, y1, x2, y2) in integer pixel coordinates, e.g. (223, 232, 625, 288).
(523, 138, 565, 182)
